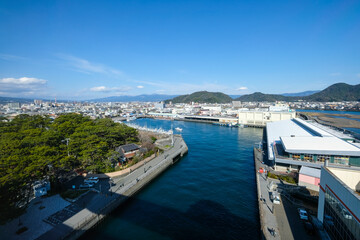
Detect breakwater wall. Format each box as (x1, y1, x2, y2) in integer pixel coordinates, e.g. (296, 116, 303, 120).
(254, 148, 266, 240)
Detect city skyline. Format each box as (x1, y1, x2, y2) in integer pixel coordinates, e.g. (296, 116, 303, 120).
(1, 0, 360, 100)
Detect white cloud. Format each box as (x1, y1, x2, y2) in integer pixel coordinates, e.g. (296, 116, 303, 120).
(330, 72, 341, 76)
(236, 86, 248, 90)
(90, 86, 132, 93)
(1, 77, 46, 85)
(90, 86, 109, 92)
(57, 54, 123, 76)
(137, 85, 144, 89)
(0, 77, 47, 94)
(0, 53, 26, 61)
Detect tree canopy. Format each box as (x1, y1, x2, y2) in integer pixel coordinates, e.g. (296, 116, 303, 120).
(0, 113, 138, 222)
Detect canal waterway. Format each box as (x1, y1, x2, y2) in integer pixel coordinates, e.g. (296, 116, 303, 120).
(81, 118, 263, 240)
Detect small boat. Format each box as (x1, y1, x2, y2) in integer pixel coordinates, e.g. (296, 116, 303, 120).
(175, 127, 183, 132)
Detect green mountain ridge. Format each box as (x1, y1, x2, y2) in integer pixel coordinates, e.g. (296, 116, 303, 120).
(235, 83, 360, 102)
(165, 91, 233, 104)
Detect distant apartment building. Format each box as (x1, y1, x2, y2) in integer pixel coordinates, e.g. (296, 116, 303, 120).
(34, 99, 43, 105)
(154, 101, 165, 109)
(232, 101, 241, 108)
(317, 166, 360, 240)
(7, 102, 21, 109)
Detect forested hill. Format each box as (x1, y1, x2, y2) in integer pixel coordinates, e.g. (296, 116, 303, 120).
(234, 92, 293, 102)
(165, 91, 233, 104)
(303, 83, 360, 101)
(235, 83, 360, 102)
(0, 114, 138, 222)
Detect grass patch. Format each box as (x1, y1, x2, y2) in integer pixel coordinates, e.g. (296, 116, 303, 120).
(16, 226, 28, 235)
(60, 189, 87, 200)
(267, 172, 297, 184)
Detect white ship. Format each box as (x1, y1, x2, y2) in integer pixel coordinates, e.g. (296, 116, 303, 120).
(175, 127, 183, 132)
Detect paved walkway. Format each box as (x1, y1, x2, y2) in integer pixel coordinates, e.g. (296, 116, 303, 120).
(0, 195, 70, 240)
(254, 148, 280, 240)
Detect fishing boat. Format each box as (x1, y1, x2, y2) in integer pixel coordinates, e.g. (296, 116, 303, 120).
(175, 127, 183, 132)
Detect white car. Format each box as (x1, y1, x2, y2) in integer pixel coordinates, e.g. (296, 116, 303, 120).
(298, 208, 309, 221)
(341, 209, 353, 220)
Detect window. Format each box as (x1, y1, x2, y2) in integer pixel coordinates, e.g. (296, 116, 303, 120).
(334, 156, 349, 165)
(303, 154, 313, 162)
(323, 188, 360, 240)
(317, 155, 330, 162)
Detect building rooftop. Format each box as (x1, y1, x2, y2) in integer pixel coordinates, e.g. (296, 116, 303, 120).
(328, 167, 360, 193)
(117, 143, 139, 153)
(281, 136, 360, 156)
(266, 118, 360, 160)
(299, 166, 321, 178)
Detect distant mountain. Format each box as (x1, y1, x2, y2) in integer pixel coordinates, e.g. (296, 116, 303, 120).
(235, 83, 360, 102)
(304, 83, 360, 101)
(0, 96, 34, 103)
(165, 91, 233, 104)
(281, 90, 320, 97)
(229, 95, 242, 99)
(235, 92, 293, 102)
(90, 94, 179, 102)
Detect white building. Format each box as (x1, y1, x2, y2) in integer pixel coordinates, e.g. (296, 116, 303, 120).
(266, 118, 360, 170)
(238, 109, 296, 127)
(317, 166, 360, 240)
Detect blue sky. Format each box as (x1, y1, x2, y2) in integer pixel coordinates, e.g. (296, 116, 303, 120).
(0, 0, 360, 100)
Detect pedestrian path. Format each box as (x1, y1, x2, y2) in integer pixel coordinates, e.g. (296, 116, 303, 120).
(254, 148, 281, 240)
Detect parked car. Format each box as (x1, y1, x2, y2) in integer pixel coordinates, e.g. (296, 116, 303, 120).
(341, 209, 353, 220)
(79, 183, 94, 189)
(303, 221, 315, 235)
(298, 208, 309, 221)
(84, 177, 99, 184)
(324, 214, 335, 227)
(270, 191, 281, 205)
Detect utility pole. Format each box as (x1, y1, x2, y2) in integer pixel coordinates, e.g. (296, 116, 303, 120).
(62, 138, 70, 156)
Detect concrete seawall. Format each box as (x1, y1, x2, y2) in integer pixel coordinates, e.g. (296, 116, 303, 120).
(254, 148, 266, 240)
(254, 147, 280, 240)
(37, 135, 188, 240)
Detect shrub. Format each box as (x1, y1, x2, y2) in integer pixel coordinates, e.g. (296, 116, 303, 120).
(16, 227, 28, 235)
(60, 189, 87, 199)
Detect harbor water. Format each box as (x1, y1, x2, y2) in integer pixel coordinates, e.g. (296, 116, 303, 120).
(81, 118, 263, 240)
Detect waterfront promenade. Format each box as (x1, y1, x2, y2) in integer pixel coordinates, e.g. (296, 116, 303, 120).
(36, 135, 188, 240)
(254, 148, 281, 240)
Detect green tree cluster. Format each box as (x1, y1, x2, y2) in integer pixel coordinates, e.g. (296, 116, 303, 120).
(0, 113, 138, 222)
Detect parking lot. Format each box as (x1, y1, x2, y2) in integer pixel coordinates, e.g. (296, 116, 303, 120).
(275, 197, 319, 240)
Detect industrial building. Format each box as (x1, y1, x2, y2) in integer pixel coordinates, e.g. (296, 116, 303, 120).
(265, 118, 360, 170)
(317, 166, 360, 240)
(238, 105, 296, 127)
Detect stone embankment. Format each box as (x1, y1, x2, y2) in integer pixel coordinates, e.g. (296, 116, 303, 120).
(37, 135, 188, 240)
